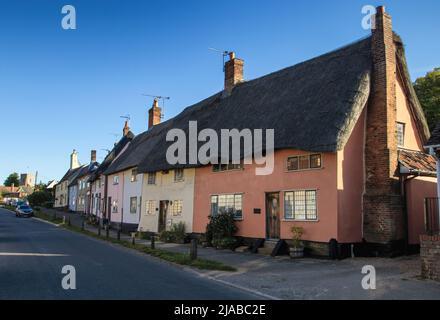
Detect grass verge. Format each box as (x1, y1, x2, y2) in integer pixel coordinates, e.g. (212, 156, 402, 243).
(36, 210, 236, 272)
(34, 210, 64, 224)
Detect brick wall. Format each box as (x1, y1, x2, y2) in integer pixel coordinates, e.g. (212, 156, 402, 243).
(420, 234, 440, 281)
(363, 6, 404, 245)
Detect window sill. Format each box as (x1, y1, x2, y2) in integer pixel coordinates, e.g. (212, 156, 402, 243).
(281, 219, 319, 222)
(285, 167, 323, 173)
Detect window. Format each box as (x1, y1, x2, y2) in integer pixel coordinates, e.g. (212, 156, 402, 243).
(147, 172, 156, 185)
(397, 122, 405, 147)
(210, 194, 243, 219)
(131, 169, 137, 182)
(170, 200, 183, 216)
(287, 154, 321, 171)
(284, 190, 317, 220)
(145, 200, 156, 215)
(174, 168, 184, 182)
(113, 175, 119, 185)
(112, 200, 118, 213)
(212, 162, 243, 172)
(130, 197, 137, 214)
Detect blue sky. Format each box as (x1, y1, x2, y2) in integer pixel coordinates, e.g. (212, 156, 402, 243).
(0, 0, 439, 184)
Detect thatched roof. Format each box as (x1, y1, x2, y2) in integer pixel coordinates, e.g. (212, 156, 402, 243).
(89, 132, 134, 181)
(68, 162, 99, 187)
(425, 122, 440, 147)
(104, 34, 429, 175)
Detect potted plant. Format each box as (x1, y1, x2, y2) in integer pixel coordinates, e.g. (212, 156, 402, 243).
(289, 226, 304, 258)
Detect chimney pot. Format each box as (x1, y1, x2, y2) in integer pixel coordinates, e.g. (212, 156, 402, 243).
(377, 6, 385, 14)
(91, 150, 97, 163)
(224, 52, 244, 94)
(123, 120, 130, 136)
(148, 99, 161, 129)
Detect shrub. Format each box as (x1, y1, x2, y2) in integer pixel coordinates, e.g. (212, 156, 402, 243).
(159, 222, 186, 243)
(205, 210, 238, 249)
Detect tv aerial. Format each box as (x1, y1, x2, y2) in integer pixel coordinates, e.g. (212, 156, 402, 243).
(142, 94, 170, 119)
(208, 47, 231, 72)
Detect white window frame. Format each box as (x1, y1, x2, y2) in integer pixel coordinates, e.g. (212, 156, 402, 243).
(210, 193, 243, 220)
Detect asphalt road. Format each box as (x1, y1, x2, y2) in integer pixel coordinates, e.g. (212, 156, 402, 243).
(0, 208, 260, 299)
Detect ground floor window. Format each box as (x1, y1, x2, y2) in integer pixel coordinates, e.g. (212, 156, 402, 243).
(145, 200, 155, 215)
(130, 197, 137, 214)
(284, 190, 317, 220)
(211, 194, 242, 219)
(112, 200, 118, 213)
(170, 200, 183, 216)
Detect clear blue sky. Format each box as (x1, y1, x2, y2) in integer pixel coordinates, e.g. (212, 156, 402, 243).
(0, 0, 439, 184)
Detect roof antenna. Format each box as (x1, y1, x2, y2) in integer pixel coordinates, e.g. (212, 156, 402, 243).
(142, 94, 170, 119)
(120, 114, 130, 121)
(208, 47, 231, 72)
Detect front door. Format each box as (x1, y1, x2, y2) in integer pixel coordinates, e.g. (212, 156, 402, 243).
(158, 201, 168, 233)
(266, 192, 280, 239)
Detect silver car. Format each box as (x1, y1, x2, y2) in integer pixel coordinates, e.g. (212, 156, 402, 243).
(15, 205, 34, 218)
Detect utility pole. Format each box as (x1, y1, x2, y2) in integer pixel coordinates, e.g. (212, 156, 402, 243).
(34, 170, 38, 190)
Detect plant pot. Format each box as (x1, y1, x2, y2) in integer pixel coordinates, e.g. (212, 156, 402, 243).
(289, 247, 304, 258)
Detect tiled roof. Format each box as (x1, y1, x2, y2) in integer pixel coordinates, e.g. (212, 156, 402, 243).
(398, 149, 436, 176)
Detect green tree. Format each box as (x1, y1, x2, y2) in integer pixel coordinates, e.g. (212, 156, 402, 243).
(413, 68, 440, 131)
(27, 190, 53, 208)
(4, 173, 20, 187)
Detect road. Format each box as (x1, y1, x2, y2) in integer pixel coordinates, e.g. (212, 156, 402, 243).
(0, 208, 260, 299)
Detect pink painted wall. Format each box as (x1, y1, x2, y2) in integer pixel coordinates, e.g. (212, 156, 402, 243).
(337, 109, 366, 243)
(193, 150, 339, 242)
(406, 176, 437, 244)
(107, 171, 125, 225)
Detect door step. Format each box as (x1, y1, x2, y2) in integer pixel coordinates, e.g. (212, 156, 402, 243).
(258, 239, 279, 255)
(258, 239, 289, 256)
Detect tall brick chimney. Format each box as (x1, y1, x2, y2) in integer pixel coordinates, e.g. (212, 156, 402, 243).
(90, 150, 97, 163)
(123, 120, 130, 136)
(70, 149, 80, 170)
(224, 52, 244, 94)
(363, 6, 403, 249)
(148, 98, 161, 129)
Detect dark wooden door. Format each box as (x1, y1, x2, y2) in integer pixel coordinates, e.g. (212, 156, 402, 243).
(266, 192, 280, 239)
(158, 201, 167, 233)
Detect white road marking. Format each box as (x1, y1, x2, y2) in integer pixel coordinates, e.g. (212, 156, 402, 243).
(0, 252, 68, 257)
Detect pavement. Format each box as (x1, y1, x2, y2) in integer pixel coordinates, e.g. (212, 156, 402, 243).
(3, 207, 440, 299)
(0, 208, 261, 299)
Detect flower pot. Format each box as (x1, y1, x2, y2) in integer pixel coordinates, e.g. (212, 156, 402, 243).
(289, 247, 304, 258)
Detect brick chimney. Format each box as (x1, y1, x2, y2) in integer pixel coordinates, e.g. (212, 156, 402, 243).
(148, 98, 161, 129)
(90, 150, 97, 163)
(70, 149, 80, 170)
(224, 52, 244, 94)
(363, 6, 403, 247)
(123, 120, 130, 136)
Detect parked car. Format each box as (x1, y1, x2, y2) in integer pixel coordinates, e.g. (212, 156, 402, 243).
(15, 205, 34, 218)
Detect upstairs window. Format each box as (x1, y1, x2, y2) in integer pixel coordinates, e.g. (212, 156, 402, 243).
(212, 163, 243, 172)
(131, 168, 137, 182)
(287, 154, 322, 171)
(174, 168, 184, 182)
(397, 122, 405, 147)
(112, 200, 118, 213)
(147, 172, 156, 185)
(113, 175, 119, 185)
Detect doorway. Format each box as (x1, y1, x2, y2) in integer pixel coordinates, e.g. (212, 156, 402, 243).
(266, 192, 280, 239)
(158, 200, 168, 233)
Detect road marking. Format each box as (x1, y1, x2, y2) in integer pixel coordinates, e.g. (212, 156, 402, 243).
(32, 217, 62, 227)
(0, 252, 68, 257)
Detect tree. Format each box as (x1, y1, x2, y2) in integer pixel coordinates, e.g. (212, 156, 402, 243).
(4, 173, 20, 187)
(413, 68, 440, 131)
(27, 190, 53, 208)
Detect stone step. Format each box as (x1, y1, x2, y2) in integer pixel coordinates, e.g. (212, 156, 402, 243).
(258, 239, 279, 255)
